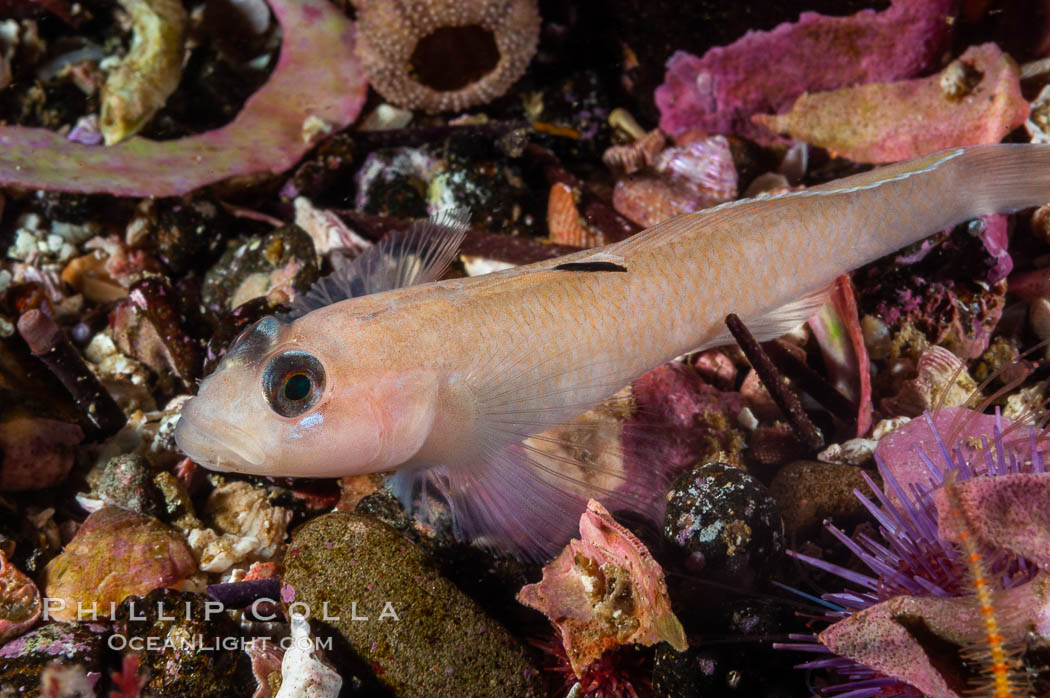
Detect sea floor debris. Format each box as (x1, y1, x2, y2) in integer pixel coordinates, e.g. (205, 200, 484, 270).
(1, 1, 1050, 697)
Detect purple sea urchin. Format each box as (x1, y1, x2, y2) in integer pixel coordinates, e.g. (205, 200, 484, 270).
(777, 408, 1047, 697)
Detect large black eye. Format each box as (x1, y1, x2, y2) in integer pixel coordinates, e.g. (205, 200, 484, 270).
(262, 351, 325, 417)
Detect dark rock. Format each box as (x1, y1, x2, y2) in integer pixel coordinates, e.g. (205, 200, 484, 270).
(429, 131, 531, 233)
(0, 622, 107, 695)
(652, 641, 799, 698)
(113, 588, 253, 698)
(34, 191, 124, 226)
(140, 42, 272, 140)
(355, 488, 540, 632)
(663, 462, 783, 589)
(0, 398, 83, 493)
(283, 133, 358, 207)
(354, 488, 424, 544)
(0, 77, 93, 131)
(111, 276, 203, 391)
(0, 496, 61, 576)
(354, 147, 435, 220)
(653, 645, 729, 697)
(97, 454, 163, 517)
(516, 70, 612, 162)
(201, 225, 318, 313)
(149, 194, 232, 275)
(769, 460, 875, 536)
(282, 512, 544, 697)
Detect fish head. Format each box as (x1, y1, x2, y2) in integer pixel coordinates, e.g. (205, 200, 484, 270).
(174, 315, 439, 478)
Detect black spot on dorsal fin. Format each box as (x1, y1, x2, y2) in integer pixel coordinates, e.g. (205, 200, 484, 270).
(552, 261, 628, 273)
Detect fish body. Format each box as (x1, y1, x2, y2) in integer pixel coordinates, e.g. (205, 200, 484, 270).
(175, 144, 1050, 557)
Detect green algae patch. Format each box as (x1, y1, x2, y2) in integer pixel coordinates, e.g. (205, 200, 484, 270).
(282, 512, 543, 698)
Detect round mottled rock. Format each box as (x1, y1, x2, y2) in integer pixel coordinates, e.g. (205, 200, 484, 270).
(663, 462, 783, 588)
(150, 194, 230, 275)
(201, 224, 318, 312)
(282, 512, 543, 697)
(97, 454, 163, 517)
(769, 460, 875, 535)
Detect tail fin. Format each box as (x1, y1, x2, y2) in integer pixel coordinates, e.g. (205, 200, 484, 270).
(953, 143, 1050, 216)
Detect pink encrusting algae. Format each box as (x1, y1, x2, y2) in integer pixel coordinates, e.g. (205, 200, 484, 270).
(778, 409, 1048, 697)
(0, 0, 368, 195)
(654, 0, 956, 143)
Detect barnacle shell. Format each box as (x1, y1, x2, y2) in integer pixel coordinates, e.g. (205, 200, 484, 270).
(612, 136, 737, 228)
(517, 500, 686, 678)
(276, 614, 342, 698)
(879, 345, 978, 418)
(353, 0, 540, 112)
(100, 0, 188, 145)
(602, 129, 666, 175)
(186, 480, 293, 573)
(1026, 84, 1050, 143)
(547, 182, 602, 248)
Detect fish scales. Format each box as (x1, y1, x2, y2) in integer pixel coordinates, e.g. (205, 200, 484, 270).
(175, 144, 1050, 557)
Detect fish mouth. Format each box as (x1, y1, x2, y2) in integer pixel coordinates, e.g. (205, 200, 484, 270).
(174, 402, 268, 472)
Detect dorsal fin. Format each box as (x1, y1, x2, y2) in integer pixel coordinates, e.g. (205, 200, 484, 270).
(291, 209, 469, 317)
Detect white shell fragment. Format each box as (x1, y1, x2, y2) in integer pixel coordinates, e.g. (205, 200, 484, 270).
(275, 614, 342, 698)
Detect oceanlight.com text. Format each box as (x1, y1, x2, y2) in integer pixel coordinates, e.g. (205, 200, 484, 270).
(107, 633, 334, 652)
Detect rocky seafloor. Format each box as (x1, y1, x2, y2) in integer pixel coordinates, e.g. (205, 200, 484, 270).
(1, 0, 1050, 696)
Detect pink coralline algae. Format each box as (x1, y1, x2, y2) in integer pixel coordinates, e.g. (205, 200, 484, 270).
(857, 223, 1009, 360)
(654, 0, 955, 143)
(753, 44, 1029, 163)
(41, 507, 196, 622)
(628, 362, 747, 471)
(934, 471, 1050, 571)
(873, 407, 1039, 509)
(517, 500, 687, 678)
(0, 0, 368, 196)
(816, 574, 1050, 698)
